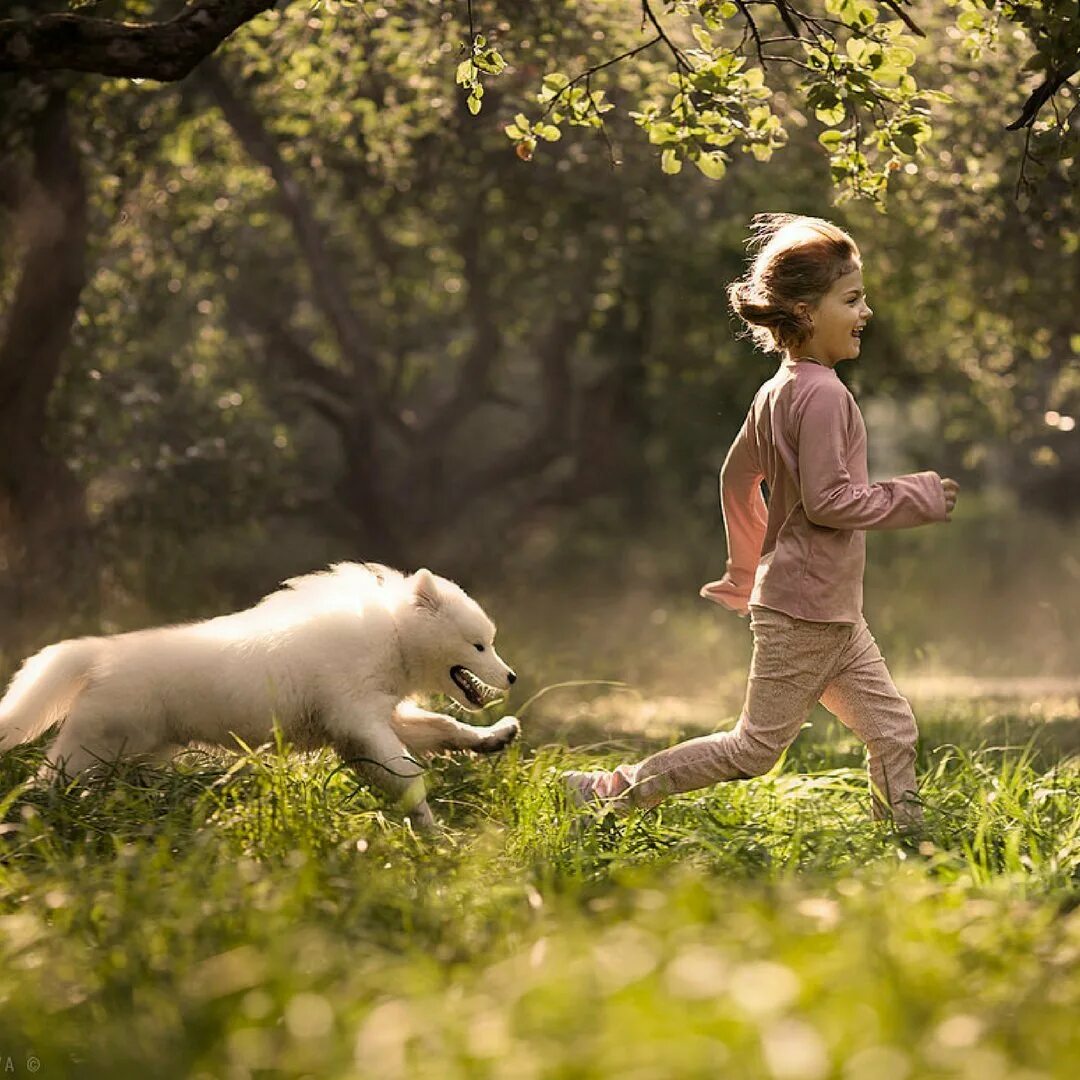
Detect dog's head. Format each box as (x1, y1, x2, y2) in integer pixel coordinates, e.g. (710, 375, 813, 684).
(400, 569, 516, 712)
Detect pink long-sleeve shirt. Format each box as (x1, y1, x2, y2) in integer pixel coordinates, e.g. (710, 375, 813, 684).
(702, 358, 948, 624)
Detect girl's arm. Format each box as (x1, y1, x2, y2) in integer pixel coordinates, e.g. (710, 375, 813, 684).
(700, 416, 768, 615)
(797, 383, 948, 530)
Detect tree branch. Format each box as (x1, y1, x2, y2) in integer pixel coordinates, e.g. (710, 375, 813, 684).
(771, 1, 802, 40)
(195, 59, 382, 409)
(0, 0, 277, 81)
(443, 310, 585, 524)
(540, 33, 663, 121)
(734, 2, 767, 67)
(878, 1, 926, 39)
(1006, 67, 1078, 131)
(229, 294, 354, 425)
(640, 1, 691, 72)
(421, 194, 502, 443)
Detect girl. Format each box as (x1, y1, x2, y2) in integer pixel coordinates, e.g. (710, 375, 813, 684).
(565, 213, 959, 828)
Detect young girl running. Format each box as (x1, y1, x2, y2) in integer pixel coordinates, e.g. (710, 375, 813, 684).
(565, 213, 959, 828)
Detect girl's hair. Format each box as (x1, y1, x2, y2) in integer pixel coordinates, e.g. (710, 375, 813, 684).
(727, 213, 860, 354)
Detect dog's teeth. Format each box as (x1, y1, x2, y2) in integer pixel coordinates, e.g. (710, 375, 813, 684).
(458, 666, 500, 706)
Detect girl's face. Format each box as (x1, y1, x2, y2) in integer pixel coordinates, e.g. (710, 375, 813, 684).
(793, 267, 873, 367)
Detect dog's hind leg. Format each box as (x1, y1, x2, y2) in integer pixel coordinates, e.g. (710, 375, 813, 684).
(42, 696, 167, 781)
(390, 700, 520, 757)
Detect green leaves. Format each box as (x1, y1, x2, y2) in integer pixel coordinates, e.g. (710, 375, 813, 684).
(504, 72, 614, 163)
(694, 151, 726, 179)
(825, 0, 879, 29)
(456, 33, 506, 117)
(792, 9, 940, 202)
(492, 0, 940, 196)
(622, 33, 787, 182)
(661, 147, 682, 174)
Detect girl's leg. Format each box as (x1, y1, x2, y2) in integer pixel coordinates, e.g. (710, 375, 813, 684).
(819, 619, 922, 828)
(568, 609, 850, 810)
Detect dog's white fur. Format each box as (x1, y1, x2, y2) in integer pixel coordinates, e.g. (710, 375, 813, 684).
(0, 563, 520, 827)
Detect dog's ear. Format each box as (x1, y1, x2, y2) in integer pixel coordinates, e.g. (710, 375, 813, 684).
(411, 568, 441, 614)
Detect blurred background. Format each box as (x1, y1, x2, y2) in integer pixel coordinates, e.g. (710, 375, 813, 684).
(1, 0, 1077, 713)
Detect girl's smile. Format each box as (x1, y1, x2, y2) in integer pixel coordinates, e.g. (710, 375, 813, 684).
(790, 267, 873, 367)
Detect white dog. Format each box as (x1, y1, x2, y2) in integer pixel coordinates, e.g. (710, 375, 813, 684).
(0, 563, 520, 827)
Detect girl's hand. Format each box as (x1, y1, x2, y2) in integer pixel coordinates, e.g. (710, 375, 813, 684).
(700, 577, 750, 616)
(941, 477, 960, 518)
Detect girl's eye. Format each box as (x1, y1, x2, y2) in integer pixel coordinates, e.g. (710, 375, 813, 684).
(474, 643, 485, 652)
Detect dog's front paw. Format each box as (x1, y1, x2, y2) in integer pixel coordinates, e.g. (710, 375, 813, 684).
(475, 715, 520, 754)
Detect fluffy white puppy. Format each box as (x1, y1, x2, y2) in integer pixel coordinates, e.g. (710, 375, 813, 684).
(0, 563, 520, 827)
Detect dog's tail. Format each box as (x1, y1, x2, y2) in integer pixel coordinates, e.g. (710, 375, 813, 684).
(0, 638, 100, 749)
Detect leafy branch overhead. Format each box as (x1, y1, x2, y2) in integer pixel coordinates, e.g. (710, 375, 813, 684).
(0, 0, 1075, 201)
(479, 0, 1078, 202)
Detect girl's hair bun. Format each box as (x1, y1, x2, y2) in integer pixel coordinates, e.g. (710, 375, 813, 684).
(726, 277, 814, 349)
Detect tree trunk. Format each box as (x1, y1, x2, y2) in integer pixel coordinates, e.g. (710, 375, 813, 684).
(0, 88, 93, 653)
(196, 61, 404, 553)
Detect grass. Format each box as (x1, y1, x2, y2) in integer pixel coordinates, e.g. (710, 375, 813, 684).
(0, 702, 1077, 1078)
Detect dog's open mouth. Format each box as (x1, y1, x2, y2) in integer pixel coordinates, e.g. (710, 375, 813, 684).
(450, 666, 502, 708)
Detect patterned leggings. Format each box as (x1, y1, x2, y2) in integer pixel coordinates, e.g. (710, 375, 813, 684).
(607, 606, 922, 826)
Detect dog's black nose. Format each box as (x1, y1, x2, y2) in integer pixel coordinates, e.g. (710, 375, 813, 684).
(507, 670, 517, 685)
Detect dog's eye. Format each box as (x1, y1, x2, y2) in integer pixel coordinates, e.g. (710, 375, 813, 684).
(474, 643, 485, 652)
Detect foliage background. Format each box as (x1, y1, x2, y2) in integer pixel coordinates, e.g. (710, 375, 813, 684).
(0, 4, 1079, 1077)
(0, 0, 1077, 683)
(2, 2, 1071, 682)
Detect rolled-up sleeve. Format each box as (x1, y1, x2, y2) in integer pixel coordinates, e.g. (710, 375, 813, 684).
(797, 384, 948, 530)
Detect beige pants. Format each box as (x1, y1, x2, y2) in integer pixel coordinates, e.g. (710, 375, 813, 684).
(613, 606, 922, 826)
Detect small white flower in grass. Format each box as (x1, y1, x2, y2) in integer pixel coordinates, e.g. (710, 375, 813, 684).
(761, 1018, 829, 1080)
(285, 992, 334, 1039)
